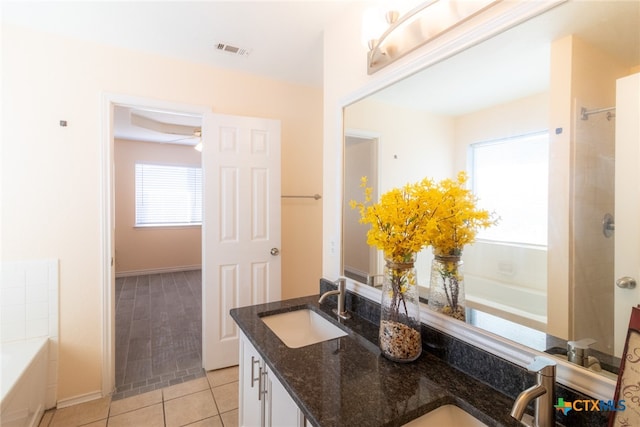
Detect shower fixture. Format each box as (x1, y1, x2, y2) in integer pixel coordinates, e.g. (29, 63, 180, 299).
(580, 106, 616, 121)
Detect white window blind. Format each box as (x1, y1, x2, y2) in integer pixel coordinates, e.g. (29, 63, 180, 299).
(135, 162, 202, 227)
(470, 131, 549, 246)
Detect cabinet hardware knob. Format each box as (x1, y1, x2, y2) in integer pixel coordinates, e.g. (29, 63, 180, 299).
(250, 356, 260, 388)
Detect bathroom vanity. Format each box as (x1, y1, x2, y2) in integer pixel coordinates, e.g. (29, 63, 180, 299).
(231, 294, 525, 427)
(231, 281, 610, 427)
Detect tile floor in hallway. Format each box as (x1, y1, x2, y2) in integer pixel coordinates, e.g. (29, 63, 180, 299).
(38, 366, 239, 427)
(115, 271, 204, 400)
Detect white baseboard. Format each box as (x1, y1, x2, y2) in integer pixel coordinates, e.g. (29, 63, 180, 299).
(55, 390, 104, 409)
(115, 265, 201, 278)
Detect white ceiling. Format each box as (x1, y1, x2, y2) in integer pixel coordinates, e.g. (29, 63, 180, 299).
(113, 106, 204, 145)
(2, 1, 357, 87)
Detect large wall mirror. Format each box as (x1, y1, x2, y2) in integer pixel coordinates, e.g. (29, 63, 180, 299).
(343, 0, 639, 380)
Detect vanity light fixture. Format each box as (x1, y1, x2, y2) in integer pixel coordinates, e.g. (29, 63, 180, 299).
(366, 0, 499, 74)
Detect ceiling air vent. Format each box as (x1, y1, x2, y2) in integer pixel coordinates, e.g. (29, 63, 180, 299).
(215, 42, 251, 57)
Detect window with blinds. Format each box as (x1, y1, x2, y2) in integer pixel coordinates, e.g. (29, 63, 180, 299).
(135, 162, 202, 227)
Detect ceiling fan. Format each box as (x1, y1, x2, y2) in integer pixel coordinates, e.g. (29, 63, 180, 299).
(166, 128, 202, 145)
(183, 129, 203, 152)
(129, 110, 202, 148)
(163, 128, 203, 151)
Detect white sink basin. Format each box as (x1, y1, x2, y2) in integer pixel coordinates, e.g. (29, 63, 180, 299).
(261, 309, 347, 348)
(403, 405, 488, 427)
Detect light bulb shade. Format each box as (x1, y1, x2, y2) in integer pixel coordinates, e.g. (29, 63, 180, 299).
(385, 10, 400, 24)
(362, 7, 388, 50)
(367, 0, 500, 74)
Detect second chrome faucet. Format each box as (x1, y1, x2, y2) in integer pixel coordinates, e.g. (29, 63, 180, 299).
(511, 356, 557, 427)
(319, 278, 351, 319)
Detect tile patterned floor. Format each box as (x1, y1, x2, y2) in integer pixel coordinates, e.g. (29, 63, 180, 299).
(115, 270, 204, 400)
(38, 367, 239, 427)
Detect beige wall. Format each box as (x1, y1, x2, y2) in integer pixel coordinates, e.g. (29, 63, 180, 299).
(1, 24, 322, 402)
(344, 98, 454, 189)
(453, 92, 549, 168)
(114, 139, 202, 274)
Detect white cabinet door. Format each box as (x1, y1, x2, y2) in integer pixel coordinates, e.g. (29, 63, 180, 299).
(239, 332, 304, 427)
(239, 332, 264, 427)
(265, 366, 303, 427)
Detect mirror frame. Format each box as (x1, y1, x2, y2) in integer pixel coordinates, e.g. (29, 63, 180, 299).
(338, 0, 615, 401)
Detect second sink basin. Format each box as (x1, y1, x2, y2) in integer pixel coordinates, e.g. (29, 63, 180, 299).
(402, 405, 488, 427)
(261, 309, 347, 348)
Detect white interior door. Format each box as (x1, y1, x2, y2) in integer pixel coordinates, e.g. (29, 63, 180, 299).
(614, 72, 640, 357)
(202, 113, 281, 370)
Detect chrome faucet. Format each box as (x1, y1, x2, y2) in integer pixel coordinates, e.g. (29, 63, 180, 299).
(319, 278, 351, 319)
(567, 338, 596, 367)
(510, 356, 556, 427)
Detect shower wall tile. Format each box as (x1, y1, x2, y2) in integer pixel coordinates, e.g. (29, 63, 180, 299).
(26, 301, 49, 320)
(1, 265, 26, 288)
(0, 259, 59, 408)
(27, 284, 49, 304)
(1, 311, 26, 342)
(2, 286, 25, 305)
(27, 317, 49, 338)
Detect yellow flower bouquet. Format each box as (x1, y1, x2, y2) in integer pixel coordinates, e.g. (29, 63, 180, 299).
(351, 172, 494, 259)
(351, 176, 442, 361)
(427, 173, 497, 320)
(351, 172, 496, 360)
(429, 172, 496, 256)
(350, 176, 442, 261)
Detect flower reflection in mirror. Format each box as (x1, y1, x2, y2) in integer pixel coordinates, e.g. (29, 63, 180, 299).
(351, 172, 498, 339)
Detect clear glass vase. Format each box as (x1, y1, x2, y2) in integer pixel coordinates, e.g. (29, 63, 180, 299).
(427, 253, 466, 321)
(379, 254, 422, 362)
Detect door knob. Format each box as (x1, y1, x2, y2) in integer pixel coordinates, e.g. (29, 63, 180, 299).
(270, 248, 280, 256)
(616, 277, 637, 289)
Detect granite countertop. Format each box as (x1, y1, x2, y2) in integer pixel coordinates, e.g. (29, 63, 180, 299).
(230, 295, 525, 427)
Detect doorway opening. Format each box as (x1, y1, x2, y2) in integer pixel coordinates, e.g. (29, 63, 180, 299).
(343, 133, 378, 285)
(103, 95, 208, 399)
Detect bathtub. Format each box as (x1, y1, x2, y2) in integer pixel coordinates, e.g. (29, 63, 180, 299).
(1, 338, 49, 427)
(465, 274, 547, 331)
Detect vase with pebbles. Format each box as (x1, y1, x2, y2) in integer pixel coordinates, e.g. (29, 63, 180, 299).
(379, 254, 422, 362)
(427, 252, 466, 321)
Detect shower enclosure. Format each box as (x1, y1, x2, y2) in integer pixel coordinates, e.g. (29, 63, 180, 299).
(572, 103, 616, 355)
